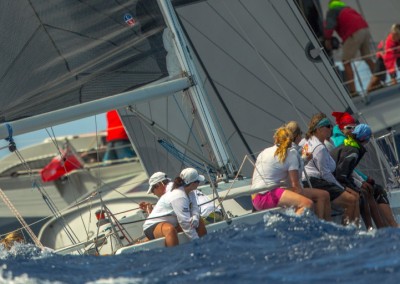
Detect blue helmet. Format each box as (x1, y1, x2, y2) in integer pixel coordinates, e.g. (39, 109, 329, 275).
(352, 124, 372, 142)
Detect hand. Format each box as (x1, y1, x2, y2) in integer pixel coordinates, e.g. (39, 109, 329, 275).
(324, 39, 332, 51)
(190, 215, 199, 228)
(366, 177, 375, 186)
(139, 202, 153, 214)
(303, 152, 312, 161)
(362, 182, 374, 195)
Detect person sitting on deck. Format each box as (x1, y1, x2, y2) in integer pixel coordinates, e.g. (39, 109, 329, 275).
(367, 24, 400, 93)
(251, 127, 313, 216)
(141, 171, 223, 224)
(285, 121, 332, 221)
(142, 168, 207, 247)
(301, 113, 360, 226)
(330, 112, 398, 228)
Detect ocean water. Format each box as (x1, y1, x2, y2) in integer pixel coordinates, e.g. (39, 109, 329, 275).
(2, 210, 400, 284)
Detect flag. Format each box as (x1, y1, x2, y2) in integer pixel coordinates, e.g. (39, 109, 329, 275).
(40, 145, 84, 182)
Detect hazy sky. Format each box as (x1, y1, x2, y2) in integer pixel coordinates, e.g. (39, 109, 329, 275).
(0, 114, 106, 157)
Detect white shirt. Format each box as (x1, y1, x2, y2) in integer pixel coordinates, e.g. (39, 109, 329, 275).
(302, 136, 344, 189)
(251, 145, 300, 191)
(193, 190, 221, 217)
(143, 187, 199, 240)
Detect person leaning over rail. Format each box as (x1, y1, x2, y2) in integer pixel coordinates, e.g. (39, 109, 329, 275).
(324, 0, 374, 97)
(301, 113, 360, 226)
(285, 121, 332, 221)
(142, 168, 207, 247)
(329, 112, 398, 228)
(251, 127, 313, 215)
(367, 24, 400, 93)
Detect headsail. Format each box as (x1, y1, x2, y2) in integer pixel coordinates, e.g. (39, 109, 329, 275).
(0, 0, 171, 123)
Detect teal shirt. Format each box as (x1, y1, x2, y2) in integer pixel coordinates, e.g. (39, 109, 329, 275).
(330, 125, 368, 181)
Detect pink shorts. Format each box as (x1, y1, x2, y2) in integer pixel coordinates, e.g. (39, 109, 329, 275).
(252, 188, 285, 211)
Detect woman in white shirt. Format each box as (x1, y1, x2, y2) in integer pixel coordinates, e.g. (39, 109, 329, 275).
(285, 121, 332, 221)
(302, 113, 360, 225)
(251, 127, 313, 215)
(143, 168, 207, 247)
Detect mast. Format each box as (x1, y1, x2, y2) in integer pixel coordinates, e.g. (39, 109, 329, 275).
(158, 0, 234, 174)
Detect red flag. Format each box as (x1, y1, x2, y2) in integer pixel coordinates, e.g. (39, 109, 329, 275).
(40, 146, 83, 182)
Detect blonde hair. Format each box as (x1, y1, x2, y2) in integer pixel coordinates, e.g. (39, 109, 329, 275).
(391, 24, 400, 36)
(305, 113, 327, 139)
(1, 231, 24, 250)
(285, 121, 301, 142)
(273, 127, 292, 163)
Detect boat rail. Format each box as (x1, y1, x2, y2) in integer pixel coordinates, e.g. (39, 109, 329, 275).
(336, 45, 400, 99)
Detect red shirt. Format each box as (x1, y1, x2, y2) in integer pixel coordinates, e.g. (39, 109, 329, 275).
(106, 110, 129, 142)
(325, 7, 368, 43)
(377, 33, 400, 76)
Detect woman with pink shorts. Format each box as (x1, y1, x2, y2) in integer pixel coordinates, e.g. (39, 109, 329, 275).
(251, 127, 313, 215)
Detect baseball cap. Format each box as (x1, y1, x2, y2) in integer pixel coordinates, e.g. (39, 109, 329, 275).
(147, 172, 170, 194)
(352, 124, 372, 143)
(180, 168, 205, 185)
(331, 111, 356, 130)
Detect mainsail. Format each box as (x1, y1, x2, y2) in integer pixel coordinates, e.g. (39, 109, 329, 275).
(123, 0, 358, 178)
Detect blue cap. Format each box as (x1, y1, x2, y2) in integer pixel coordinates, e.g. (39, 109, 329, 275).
(352, 124, 371, 142)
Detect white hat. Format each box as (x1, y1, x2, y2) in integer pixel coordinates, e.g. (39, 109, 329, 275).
(147, 172, 169, 194)
(180, 168, 205, 185)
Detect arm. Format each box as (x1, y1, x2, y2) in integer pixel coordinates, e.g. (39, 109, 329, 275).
(314, 146, 344, 189)
(334, 151, 359, 188)
(384, 36, 400, 78)
(288, 170, 302, 194)
(170, 196, 199, 240)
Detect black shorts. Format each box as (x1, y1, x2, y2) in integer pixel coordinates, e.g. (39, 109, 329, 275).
(144, 222, 160, 240)
(373, 184, 390, 204)
(303, 177, 345, 201)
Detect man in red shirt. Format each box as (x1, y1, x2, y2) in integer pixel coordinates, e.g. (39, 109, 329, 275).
(324, 1, 374, 97)
(367, 24, 400, 93)
(103, 110, 136, 161)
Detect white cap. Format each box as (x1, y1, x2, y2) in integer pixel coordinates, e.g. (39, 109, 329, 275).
(180, 168, 205, 185)
(147, 172, 169, 194)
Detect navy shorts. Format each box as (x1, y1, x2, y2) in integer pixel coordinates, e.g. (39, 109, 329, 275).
(303, 177, 345, 201)
(143, 223, 160, 240)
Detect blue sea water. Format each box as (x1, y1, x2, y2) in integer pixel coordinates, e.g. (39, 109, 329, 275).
(2, 210, 400, 284)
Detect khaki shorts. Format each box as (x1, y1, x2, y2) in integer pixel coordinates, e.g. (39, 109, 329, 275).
(342, 28, 372, 62)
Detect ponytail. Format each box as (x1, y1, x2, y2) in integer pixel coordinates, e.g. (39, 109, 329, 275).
(273, 127, 292, 163)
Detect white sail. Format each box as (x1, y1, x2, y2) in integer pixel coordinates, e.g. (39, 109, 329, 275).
(123, 0, 358, 178)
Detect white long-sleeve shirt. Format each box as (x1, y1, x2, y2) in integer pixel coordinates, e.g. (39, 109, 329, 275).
(302, 136, 344, 189)
(143, 187, 199, 240)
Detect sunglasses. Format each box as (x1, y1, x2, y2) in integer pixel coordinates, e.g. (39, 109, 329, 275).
(322, 125, 332, 129)
(344, 125, 356, 130)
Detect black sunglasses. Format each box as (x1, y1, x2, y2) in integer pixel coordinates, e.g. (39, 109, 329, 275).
(344, 125, 355, 130)
(323, 125, 332, 129)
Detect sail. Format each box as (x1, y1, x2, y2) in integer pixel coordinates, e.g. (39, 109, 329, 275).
(123, 0, 357, 178)
(0, 0, 176, 123)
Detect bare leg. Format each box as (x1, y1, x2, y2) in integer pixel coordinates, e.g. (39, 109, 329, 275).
(302, 188, 332, 221)
(343, 61, 356, 94)
(153, 222, 179, 247)
(278, 190, 313, 215)
(378, 203, 398, 227)
(364, 58, 375, 73)
(331, 189, 358, 225)
(196, 218, 207, 237)
(367, 75, 382, 92)
(365, 190, 385, 228)
(359, 190, 373, 229)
